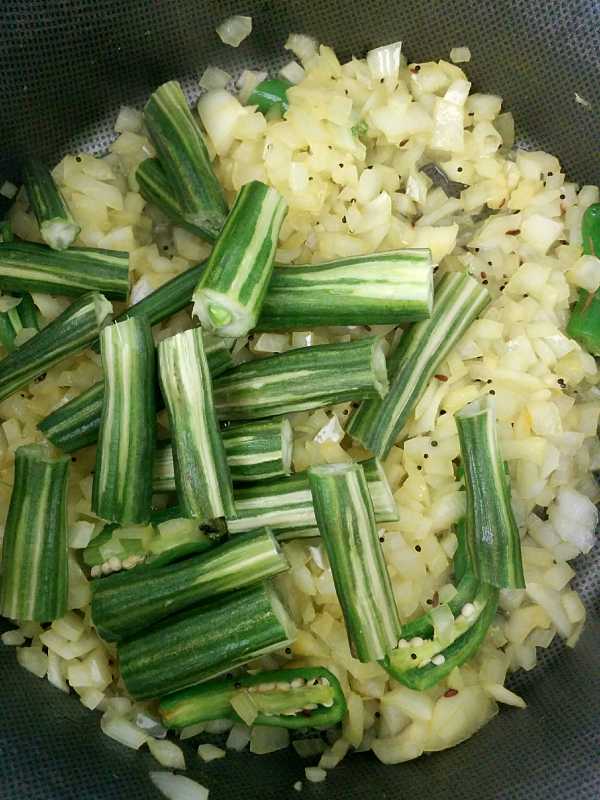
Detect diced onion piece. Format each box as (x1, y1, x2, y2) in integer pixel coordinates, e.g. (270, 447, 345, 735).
(0, 180, 18, 199)
(203, 719, 234, 734)
(382, 686, 434, 721)
(483, 683, 527, 708)
(284, 33, 318, 64)
(237, 70, 268, 104)
(252, 333, 290, 353)
(179, 723, 205, 740)
(134, 713, 166, 740)
(199, 67, 232, 90)
(367, 41, 402, 81)
(197, 90, 245, 156)
(216, 15, 252, 47)
(16, 646, 48, 678)
(549, 487, 597, 554)
(450, 47, 471, 63)
(130, 275, 155, 306)
(280, 61, 305, 84)
(148, 738, 186, 769)
(114, 106, 143, 133)
(230, 691, 259, 726)
(250, 726, 290, 754)
(313, 415, 345, 444)
(305, 767, 327, 784)
(69, 520, 96, 549)
(1, 629, 26, 646)
(568, 254, 600, 292)
(574, 92, 591, 108)
(430, 603, 455, 645)
(225, 723, 251, 751)
(293, 738, 327, 758)
(197, 743, 226, 762)
(100, 713, 148, 750)
(79, 688, 105, 710)
(149, 772, 209, 800)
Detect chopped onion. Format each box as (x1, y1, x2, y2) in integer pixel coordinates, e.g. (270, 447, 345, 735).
(280, 61, 305, 84)
(148, 738, 186, 769)
(137, 712, 167, 739)
(430, 604, 455, 645)
(130, 276, 155, 305)
(225, 723, 251, 752)
(114, 106, 143, 133)
(69, 520, 96, 549)
(574, 92, 591, 108)
(149, 772, 209, 800)
(203, 718, 234, 734)
(199, 67, 232, 91)
(250, 726, 290, 755)
(313, 415, 344, 444)
(284, 33, 318, 64)
(252, 333, 290, 353)
(79, 688, 105, 710)
(197, 90, 245, 156)
(382, 686, 434, 722)
(292, 738, 327, 758)
(0, 180, 17, 199)
(549, 487, 597, 554)
(450, 47, 471, 63)
(216, 15, 252, 47)
(237, 69, 268, 104)
(366, 41, 402, 81)
(197, 743, 226, 762)
(1, 629, 26, 646)
(179, 723, 205, 740)
(100, 713, 148, 750)
(305, 767, 327, 784)
(230, 691, 259, 726)
(483, 684, 526, 708)
(16, 646, 48, 678)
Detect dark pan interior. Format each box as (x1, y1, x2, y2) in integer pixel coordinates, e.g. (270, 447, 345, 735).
(1, 2, 599, 798)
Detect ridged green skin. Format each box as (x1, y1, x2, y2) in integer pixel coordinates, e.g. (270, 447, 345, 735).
(0, 445, 69, 622)
(0, 294, 39, 352)
(566, 203, 600, 354)
(0, 241, 129, 299)
(247, 78, 293, 115)
(158, 328, 235, 521)
(159, 666, 346, 731)
(91, 528, 288, 641)
(383, 584, 499, 690)
(0, 221, 13, 243)
(136, 158, 219, 242)
(92, 317, 156, 525)
(119, 582, 296, 700)
(456, 397, 525, 589)
(22, 157, 80, 250)
(192, 181, 288, 338)
(348, 272, 491, 458)
(214, 336, 388, 420)
(227, 457, 398, 536)
(153, 418, 293, 490)
(91, 260, 206, 353)
(39, 332, 232, 453)
(144, 81, 228, 236)
(222, 418, 293, 482)
(256, 249, 433, 330)
(39, 381, 105, 453)
(0, 292, 112, 404)
(308, 462, 401, 662)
